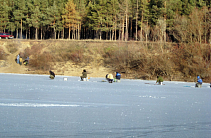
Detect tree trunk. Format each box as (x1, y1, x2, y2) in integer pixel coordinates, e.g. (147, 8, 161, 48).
(110, 29, 112, 40)
(125, 0, 128, 41)
(115, 16, 117, 41)
(16, 29, 18, 39)
(78, 24, 80, 40)
(141, 10, 143, 41)
(136, 12, 138, 41)
(58, 31, 60, 39)
(164, 1, 166, 43)
(62, 28, 64, 39)
(29, 28, 30, 39)
(54, 27, 56, 39)
(21, 19, 22, 39)
(35, 28, 38, 40)
(72, 25, 74, 39)
(125, 14, 128, 41)
(146, 20, 148, 47)
(130, 18, 132, 40)
(41, 28, 42, 40)
(112, 28, 114, 40)
(69, 27, 71, 39)
(122, 18, 124, 41)
(136, 0, 138, 41)
(26, 29, 28, 39)
(100, 29, 102, 40)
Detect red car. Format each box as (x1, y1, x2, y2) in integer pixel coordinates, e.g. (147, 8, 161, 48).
(0, 33, 14, 39)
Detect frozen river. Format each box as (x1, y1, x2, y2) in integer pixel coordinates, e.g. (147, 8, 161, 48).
(0, 73, 210, 138)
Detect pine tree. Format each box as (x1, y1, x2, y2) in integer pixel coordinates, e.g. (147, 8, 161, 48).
(55, 0, 68, 39)
(83, 1, 99, 39)
(31, 0, 42, 39)
(13, 0, 27, 39)
(138, 0, 150, 42)
(62, 0, 78, 39)
(110, 0, 120, 40)
(74, 0, 86, 39)
(0, 1, 10, 32)
(25, 0, 34, 39)
(97, 0, 108, 40)
(204, 0, 211, 8)
(39, 0, 49, 39)
(48, 1, 60, 39)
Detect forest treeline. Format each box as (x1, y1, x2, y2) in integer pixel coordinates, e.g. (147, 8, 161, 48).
(0, 0, 211, 43)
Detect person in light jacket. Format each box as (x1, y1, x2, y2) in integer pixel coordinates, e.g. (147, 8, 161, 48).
(16, 54, 20, 64)
(106, 73, 114, 83)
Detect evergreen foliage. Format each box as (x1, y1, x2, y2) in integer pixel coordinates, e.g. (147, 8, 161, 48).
(0, 0, 210, 42)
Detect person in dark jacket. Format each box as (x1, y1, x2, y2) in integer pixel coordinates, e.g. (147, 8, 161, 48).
(80, 69, 87, 81)
(49, 70, 55, 79)
(23, 57, 29, 65)
(115, 72, 121, 82)
(156, 76, 163, 85)
(195, 76, 202, 88)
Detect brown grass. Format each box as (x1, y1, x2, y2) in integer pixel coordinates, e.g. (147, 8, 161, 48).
(0, 48, 7, 60)
(20, 40, 211, 82)
(5, 42, 19, 54)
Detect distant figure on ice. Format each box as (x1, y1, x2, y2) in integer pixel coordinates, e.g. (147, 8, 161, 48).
(16, 54, 20, 64)
(23, 57, 29, 65)
(19, 57, 23, 65)
(156, 76, 163, 85)
(49, 70, 55, 79)
(115, 72, 121, 82)
(195, 76, 202, 88)
(80, 69, 87, 81)
(106, 73, 114, 83)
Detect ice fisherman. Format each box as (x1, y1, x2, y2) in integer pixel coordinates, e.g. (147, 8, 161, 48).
(106, 73, 114, 83)
(195, 76, 202, 88)
(80, 69, 87, 81)
(115, 72, 121, 82)
(16, 54, 20, 64)
(49, 70, 55, 79)
(156, 76, 163, 85)
(19, 57, 23, 65)
(23, 57, 29, 65)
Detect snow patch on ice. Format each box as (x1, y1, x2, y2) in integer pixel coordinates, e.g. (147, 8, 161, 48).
(0, 103, 80, 107)
(139, 95, 165, 99)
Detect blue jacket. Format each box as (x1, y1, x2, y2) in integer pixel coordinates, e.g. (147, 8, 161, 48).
(116, 72, 121, 80)
(197, 76, 202, 84)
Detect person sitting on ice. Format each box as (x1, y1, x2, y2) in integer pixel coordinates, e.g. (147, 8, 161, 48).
(80, 69, 87, 81)
(107, 73, 114, 83)
(115, 72, 121, 82)
(156, 76, 163, 85)
(49, 70, 55, 79)
(195, 76, 202, 88)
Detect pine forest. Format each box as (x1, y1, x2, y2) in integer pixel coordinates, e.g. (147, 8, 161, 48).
(0, 0, 210, 43)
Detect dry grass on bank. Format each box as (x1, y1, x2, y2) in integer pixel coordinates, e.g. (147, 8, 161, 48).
(2, 40, 211, 82)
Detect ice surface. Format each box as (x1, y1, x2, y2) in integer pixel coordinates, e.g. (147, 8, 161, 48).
(0, 73, 210, 138)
